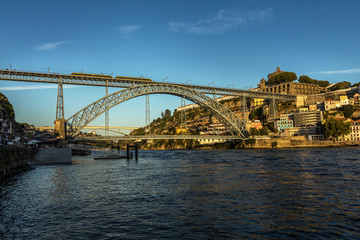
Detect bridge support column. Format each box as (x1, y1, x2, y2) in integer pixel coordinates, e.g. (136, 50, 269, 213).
(269, 97, 278, 120)
(55, 79, 66, 138)
(54, 118, 66, 139)
(127, 143, 138, 160)
(105, 80, 109, 137)
(145, 94, 150, 135)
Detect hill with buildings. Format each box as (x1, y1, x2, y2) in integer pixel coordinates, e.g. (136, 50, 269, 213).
(132, 68, 360, 149)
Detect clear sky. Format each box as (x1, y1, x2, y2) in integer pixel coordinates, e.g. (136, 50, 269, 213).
(1, 0, 360, 130)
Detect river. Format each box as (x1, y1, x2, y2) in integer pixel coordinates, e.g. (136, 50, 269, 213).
(1, 148, 360, 239)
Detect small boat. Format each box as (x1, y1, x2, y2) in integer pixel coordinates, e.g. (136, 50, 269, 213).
(72, 149, 91, 156)
(94, 154, 127, 160)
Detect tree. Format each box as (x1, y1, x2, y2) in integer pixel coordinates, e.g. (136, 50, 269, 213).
(267, 71, 297, 86)
(343, 105, 354, 118)
(329, 81, 351, 91)
(249, 111, 257, 120)
(266, 122, 277, 133)
(352, 82, 360, 87)
(259, 127, 269, 136)
(164, 109, 171, 119)
(250, 127, 259, 136)
(298, 75, 313, 84)
(323, 118, 350, 140)
(298, 75, 329, 87)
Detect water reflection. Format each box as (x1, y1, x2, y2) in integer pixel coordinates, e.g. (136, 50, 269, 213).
(1, 148, 360, 239)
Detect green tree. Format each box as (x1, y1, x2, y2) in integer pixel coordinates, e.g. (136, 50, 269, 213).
(323, 118, 350, 140)
(266, 122, 277, 133)
(352, 82, 360, 87)
(298, 75, 329, 87)
(249, 111, 257, 120)
(259, 127, 269, 136)
(329, 81, 351, 91)
(298, 75, 313, 84)
(268, 71, 297, 86)
(343, 105, 354, 118)
(250, 127, 260, 136)
(161, 109, 172, 119)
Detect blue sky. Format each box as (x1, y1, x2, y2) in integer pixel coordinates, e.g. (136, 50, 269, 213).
(1, 0, 360, 130)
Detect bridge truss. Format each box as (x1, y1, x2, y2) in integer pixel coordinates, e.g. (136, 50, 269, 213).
(66, 84, 248, 138)
(0, 69, 296, 101)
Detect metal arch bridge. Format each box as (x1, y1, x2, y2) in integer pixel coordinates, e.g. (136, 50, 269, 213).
(0, 69, 297, 139)
(66, 83, 247, 138)
(0, 69, 296, 101)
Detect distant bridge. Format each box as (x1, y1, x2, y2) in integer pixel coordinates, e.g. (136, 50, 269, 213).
(36, 126, 139, 131)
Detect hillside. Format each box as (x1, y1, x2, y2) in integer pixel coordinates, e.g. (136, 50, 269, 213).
(0, 92, 27, 137)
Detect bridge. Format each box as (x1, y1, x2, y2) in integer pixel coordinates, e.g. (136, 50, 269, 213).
(75, 135, 245, 141)
(37, 126, 139, 135)
(0, 69, 297, 139)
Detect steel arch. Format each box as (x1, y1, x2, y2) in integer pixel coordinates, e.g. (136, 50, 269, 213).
(66, 83, 247, 138)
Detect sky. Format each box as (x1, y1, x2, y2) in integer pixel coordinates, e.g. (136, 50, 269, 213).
(1, 0, 360, 131)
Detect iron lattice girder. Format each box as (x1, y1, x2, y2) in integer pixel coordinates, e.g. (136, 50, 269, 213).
(67, 84, 247, 138)
(0, 70, 296, 101)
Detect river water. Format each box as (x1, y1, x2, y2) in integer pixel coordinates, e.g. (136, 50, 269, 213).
(1, 148, 360, 239)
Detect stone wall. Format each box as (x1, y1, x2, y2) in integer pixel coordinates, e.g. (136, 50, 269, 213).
(0, 146, 37, 181)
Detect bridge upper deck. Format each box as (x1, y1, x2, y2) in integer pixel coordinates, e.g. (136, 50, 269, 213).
(0, 69, 296, 101)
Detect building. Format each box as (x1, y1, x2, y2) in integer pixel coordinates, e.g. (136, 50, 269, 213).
(283, 125, 323, 137)
(275, 114, 293, 131)
(257, 68, 327, 95)
(339, 95, 349, 106)
(293, 110, 323, 127)
(309, 104, 317, 111)
(251, 98, 265, 108)
(250, 120, 263, 129)
(345, 120, 360, 141)
(258, 80, 326, 95)
(353, 93, 360, 106)
(268, 67, 284, 78)
(324, 99, 341, 111)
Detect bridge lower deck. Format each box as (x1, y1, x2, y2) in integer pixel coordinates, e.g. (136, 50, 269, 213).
(75, 135, 246, 141)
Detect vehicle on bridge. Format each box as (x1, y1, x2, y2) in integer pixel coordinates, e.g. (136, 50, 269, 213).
(71, 72, 113, 79)
(115, 76, 152, 82)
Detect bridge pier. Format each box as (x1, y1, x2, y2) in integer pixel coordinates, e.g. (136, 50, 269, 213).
(54, 118, 66, 139)
(127, 143, 138, 160)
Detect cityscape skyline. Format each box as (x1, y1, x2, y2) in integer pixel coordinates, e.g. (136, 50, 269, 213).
(1, 0, 359, 128)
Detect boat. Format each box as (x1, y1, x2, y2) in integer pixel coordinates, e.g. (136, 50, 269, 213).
(72, 149, 91, 156)
(93, 154, 127, 160)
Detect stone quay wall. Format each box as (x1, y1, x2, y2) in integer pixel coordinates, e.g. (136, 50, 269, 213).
(0, 146, 37, 181)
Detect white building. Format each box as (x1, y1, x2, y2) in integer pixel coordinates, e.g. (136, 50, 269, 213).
(345, 120, 360, 141)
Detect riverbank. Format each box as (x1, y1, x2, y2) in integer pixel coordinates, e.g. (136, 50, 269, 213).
(242, 138, 360, 149)
(0, 146, 37, 182)
(128, 138, 359, 150)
